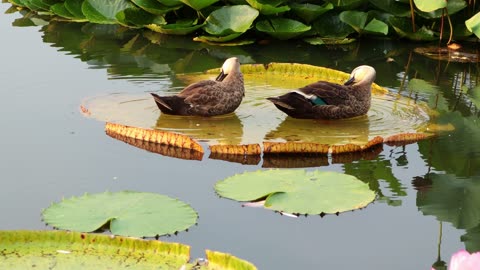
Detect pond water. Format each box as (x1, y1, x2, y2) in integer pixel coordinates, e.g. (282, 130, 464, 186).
(1, 3, 480, 270)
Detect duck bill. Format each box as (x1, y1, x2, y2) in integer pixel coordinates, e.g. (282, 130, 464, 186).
(344, 77, 355, 85)
(216, 71, 227, 81)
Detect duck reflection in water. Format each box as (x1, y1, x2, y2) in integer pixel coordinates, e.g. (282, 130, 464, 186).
(151, 57, 244, 116)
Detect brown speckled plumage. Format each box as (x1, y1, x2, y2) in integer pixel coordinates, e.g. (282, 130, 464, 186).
(267, 65, 376, 119)
(151, 57, 244, 117)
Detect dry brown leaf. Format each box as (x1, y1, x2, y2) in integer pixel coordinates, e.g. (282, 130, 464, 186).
(105, 122, 204, 153)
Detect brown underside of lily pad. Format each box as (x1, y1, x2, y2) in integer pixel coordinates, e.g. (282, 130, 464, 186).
(209, 144, 261, 155)
(105, 122, 204, 154)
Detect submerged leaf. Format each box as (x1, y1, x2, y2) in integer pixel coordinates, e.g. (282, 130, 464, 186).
(215, 169, 376, 215)
(42, 191, 198, 237)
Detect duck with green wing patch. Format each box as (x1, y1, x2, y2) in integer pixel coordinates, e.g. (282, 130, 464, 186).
(267, 65, 376, 119)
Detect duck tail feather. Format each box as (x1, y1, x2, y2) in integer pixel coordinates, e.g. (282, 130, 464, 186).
(266, 97, 295, 110)
(151, 93, 173, 111)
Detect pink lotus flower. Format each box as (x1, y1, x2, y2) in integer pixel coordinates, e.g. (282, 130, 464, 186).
(448, 250, 480, 270)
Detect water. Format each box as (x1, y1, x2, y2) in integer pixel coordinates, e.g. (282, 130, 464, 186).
(1, 4, 479, 269)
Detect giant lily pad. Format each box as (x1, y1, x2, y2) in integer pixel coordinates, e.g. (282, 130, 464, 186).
(255, 18, 311, 40)
(203, 5, 259, 36)
(0, 230, 257, 269)
(215, 169, 376, 215)
(42, 191, 198, 238)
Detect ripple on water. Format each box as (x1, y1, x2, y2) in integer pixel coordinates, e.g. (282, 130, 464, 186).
(81, 82, 432, 146)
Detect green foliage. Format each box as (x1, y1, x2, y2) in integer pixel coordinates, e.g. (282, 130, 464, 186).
(215, 169, 375, 215)
(7, 0, 480, 43)
(42, 191, 198, 238)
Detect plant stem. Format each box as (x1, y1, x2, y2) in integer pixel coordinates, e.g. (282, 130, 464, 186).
(409, 0, 416, 32)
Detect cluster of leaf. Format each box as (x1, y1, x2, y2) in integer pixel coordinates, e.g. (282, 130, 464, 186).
(8, 0, 480, 45)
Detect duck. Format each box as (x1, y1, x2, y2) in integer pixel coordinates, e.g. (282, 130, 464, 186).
(151, 57, 244, 117)
(266, 65, 376, 119)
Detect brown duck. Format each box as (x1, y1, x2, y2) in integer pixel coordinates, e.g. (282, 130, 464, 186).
(151, 57, 244, 117)
(267, 65, 376, 119)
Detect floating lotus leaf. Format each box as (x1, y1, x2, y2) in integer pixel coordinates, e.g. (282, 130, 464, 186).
(115, 7, 160, 27)
(42, 191, 198, 237)
(339, 11, 388, 35)
(0, 230, 257, 270)
(81, 0, 134, 24)
(245, 0, 290, 15)
(193, 36, 256, 46)
(179, 0, 219, 10)
(105, 122, 204, 153)
(82, 63, 439, 154)
(209, 144, 261, 155)
(215, 169, 376, 215)
(289, 2, 333, 23)
(416, 0, 466, 18)
(51, 3, 78, 20)
(255, 18, 311, 40)
(203, 5, 259, 36)
(106, 129, 204, 160)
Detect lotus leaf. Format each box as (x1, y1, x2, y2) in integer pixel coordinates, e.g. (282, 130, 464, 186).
(416, 0, 467, 19)
(364, 18, 388, 35)
(389, 17, 436, 41)
(82, 0, 134, 24)
(245, 0, 290, 15)
(325, 0, 367, 9)
(289, 2, 333, 23)
(461, 225, 480, 252)
(116, 7, 160, 27)
(255, 18, 311, 40)
(65, 0, 86, 19)
(194, 32, 244, 43)
(369, 0, 410, 17)
(203, 5, 259, 36)
(51, 3, 76, 19)
(466, 12, 480, 39)
(159, 0, 183, 7)
(179, 0, 219, 11)
(408, 78, 439, 94)
(312, 13, 355, 38)
(42, 191, 198, 237)
(215, 169, 376, 215)
(413, 0, 446, 12)
(0, 230, 258, 270)
(131, 0, 181, 15)
(340, 11, 388, 35)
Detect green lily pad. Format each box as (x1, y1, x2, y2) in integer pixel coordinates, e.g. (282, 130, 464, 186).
(255, 18, 311, 40)
(65, 0, 86, 19)
(413, 0, 446, 12)
(193, 35, 255, 45)
(245, 0, 290, 15)
(466, 12, 480, 39)
(416, 0, 466, 19)
(325, 0, 367, 9)
(179, 0, 219, 10)
(131, 0, 181, 15)
(339, 11, 388, 35)
(204, 5, 259, 36)
(50, 3, 76, 20)
(215, 169, 376, 215)
(194, 32, 243, 42)
(312, 12, 355, 38)
(289, 2, 333, 23)
(42, 191, 198, 238)
(0, 230, 257, 270)
(369, 0, 410, 17)
(81, 0, 134, 24)
(388, 17, 437, 41)
(116, 7, 161, 27)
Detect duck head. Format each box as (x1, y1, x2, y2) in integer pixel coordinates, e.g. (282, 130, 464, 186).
(216, 57, 240, 81)
(344, 65, 376, 86)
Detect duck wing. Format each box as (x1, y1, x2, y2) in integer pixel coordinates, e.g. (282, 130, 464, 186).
(299, 81, 350, 105)
(177, 80, 218, 98)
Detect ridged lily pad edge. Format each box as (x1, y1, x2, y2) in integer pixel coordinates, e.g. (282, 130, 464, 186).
(0, 230, 258, 270)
